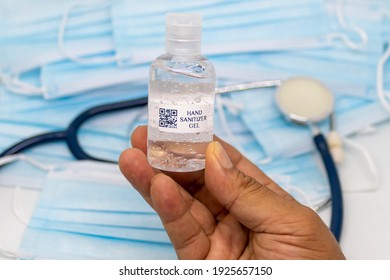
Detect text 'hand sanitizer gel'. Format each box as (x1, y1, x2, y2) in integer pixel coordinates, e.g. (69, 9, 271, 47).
(147, 13, 216, 172)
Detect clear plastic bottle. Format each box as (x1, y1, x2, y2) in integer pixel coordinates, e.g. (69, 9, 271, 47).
(147, 13, 216, 172)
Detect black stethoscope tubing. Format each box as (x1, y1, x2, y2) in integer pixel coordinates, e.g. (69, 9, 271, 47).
(0, 97, 148, 162)
(313, 133, 343, 242)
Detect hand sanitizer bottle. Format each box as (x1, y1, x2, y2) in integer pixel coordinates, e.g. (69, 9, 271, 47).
(147, 13, 216, 172)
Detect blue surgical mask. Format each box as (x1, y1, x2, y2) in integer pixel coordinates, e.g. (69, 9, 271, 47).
(19, 228, 175, 259)
(28, 219, 170, 244)
(37, 161, 154, 213)
(3, 0, 386, 101)
(0, 0, 107, 25)
(32, 207, 164, 230)
(212, 0, 384, 98)
(0, 0, 115, 96)
(5, 0, 333, 100)
(5, 159, 177, 259)
(0, 155, 53, 190)
(111, 0, 333, 65)
(39, 53, 149, 99)
(212, 41, 380, 100)
(262, 153, 330, 209)
(0, 83, 147, 126)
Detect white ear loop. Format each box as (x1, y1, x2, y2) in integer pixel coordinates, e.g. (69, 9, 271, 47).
(0, 154, 52, 222)
(376, 22, 390, 112)
(11, 185, 31, 227)
(0, 154, 54, 258)
(342, 137, 379, 191)
(326, 114, 379, 192)
(326, 0, 368, 50)
(215, 95, 245, 153)
(0, 154, 56, 172)
(0, 72, 45, 96)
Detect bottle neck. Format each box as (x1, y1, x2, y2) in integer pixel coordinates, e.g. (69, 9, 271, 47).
(165, 38, 201, 57)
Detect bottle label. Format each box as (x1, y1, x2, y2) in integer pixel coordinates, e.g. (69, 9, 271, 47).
(150, 104, 214, 133)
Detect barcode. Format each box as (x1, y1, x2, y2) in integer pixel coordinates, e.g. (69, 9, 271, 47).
(159, 108, 178, 129)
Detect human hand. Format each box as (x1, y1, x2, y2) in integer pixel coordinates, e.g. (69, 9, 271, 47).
(119, 126, 345, 260)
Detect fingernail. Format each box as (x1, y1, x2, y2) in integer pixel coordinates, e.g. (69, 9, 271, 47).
(213, 141, 233, 169)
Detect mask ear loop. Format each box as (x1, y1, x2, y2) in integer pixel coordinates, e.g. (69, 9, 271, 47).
(0, 73, 45, 96)
(11, 185, 30, 227)
(376, 12, 390, 112)
(274, 164, 332, 213)
(342, 137, 379, 191)
(215, 95, 246, 153)
(0, 154, 56, 173)
(326, 0, 368, 50)
(0, 154, 55, 258)
(58, 0, 129, 65)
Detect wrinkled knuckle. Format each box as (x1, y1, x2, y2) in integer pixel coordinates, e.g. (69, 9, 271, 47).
(225, 169, 263, 211)
(231, 169, 261, 191)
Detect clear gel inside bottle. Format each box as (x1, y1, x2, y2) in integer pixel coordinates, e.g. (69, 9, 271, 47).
(147, 13, 216, 172)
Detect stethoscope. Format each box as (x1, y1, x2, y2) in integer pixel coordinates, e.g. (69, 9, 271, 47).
(0, 77, 343, 242)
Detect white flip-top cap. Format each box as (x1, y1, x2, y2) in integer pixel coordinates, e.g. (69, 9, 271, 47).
(166, 13, 202, 56)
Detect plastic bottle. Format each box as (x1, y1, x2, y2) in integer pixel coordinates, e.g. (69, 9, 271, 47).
(147, 13, 216, 172)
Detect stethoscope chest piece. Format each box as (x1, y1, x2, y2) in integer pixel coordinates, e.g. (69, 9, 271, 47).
(276, 77, 334, 125)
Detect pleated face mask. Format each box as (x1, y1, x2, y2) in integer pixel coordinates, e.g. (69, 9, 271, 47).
(212, 0, 386, 98)
(111, 0, 333, 65)
(4, 159, 176, 260)
(0, 81, 147, 127)
(3, 0, 376, 100)
(20, 0, 332, 100)
(0, 0, 114, 96)
(39, 53, 149, 99)
(0, 0, 113, 68)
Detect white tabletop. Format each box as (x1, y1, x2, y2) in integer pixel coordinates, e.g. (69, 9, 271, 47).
(1, 120, 390, 260)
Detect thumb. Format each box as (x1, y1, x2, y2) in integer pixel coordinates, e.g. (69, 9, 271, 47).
(205, 141, 297, 231)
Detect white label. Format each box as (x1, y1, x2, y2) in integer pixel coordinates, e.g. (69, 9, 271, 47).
(151, 104, 213, 133)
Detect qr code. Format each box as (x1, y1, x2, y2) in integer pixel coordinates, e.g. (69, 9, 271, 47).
(159, 108, 178, 129)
